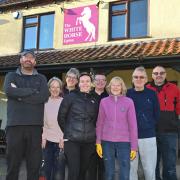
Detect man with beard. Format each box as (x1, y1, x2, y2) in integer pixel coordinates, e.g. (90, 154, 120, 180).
(147, 66, 180, 180)
(4, 50, 49, 180)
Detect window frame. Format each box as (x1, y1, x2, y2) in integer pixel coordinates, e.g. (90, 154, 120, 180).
(108, 0, 148, 41)
(22, 11, 55, 51)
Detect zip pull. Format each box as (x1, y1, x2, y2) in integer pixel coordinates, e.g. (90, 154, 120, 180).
(164, 94, 167, 107)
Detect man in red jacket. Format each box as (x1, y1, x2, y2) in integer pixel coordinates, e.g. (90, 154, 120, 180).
(147, 66, 180, 180)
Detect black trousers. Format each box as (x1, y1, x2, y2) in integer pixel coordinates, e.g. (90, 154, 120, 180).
(64, 140, 95, 180)
(85, 152, 104, 180)
(6, 126, 42, 180)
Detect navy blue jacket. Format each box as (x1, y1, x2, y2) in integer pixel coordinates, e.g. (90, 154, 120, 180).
(127, 87, 160, 138)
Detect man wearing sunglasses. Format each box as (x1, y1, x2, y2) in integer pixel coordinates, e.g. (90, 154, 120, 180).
(147, 65, 180, 180)
(127, 66, 160, 180)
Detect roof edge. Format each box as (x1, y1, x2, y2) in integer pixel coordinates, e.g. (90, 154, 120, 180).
(0, 0, 35, 8)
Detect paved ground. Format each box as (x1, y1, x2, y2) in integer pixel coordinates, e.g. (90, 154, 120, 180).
(0, 155, 180, 180)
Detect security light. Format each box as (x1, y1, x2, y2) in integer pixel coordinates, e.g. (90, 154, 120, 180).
(12, 11, 21, 19)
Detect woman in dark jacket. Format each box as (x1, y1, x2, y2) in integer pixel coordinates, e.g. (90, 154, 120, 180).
(58, 72, 98, 180)
(63, 68, 79, 96)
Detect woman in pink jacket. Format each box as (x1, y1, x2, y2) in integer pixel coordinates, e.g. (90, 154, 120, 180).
(96, 76, 138, 180)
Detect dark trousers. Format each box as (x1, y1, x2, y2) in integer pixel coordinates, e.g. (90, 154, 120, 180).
(156, 133, 178, 180)
(85, 153, 104, 180)
(6, 126, 42, 180)
(64, 140, 95, 180)
(43, 141, 65, 180)
(97, 156, 104, 180)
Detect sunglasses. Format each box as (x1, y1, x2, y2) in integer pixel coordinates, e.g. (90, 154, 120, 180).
(152, 72, 166, 76)
(133, 76, 146, 80)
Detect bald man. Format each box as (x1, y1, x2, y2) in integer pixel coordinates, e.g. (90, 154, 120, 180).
(147, 66, 180, 180)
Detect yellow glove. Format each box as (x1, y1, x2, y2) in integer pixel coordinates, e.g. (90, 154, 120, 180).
(96, 144, 103, 158)
(130, 150, 137, 160)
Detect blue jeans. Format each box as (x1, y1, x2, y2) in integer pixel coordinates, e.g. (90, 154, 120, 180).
(43, 141, 66, 180)
(156, 133, 178, 180)
(102, 141, 130, 180)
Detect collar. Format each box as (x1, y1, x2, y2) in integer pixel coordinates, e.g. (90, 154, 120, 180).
(16, 67, 38, 75)
(109, 94, 124, 101)
(150, 79, 168, 87)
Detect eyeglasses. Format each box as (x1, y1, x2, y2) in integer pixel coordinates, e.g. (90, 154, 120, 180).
(133, 76, 146, 80)
(95, 79, 106, 82)
(67, 75, 77, 80)
(152, 72, 166, 76)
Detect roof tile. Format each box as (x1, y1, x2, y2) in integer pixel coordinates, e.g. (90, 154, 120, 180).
(0, 38, 179, 68)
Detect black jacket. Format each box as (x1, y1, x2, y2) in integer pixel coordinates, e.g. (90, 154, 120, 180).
(91, 89, 109, 105)
(58, 91, 98, 143)
(4, 68, 49, 126)
(63, 87, 78, 97)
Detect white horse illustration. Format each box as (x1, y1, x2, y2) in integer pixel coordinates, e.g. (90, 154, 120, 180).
(76, 7, 96, 41)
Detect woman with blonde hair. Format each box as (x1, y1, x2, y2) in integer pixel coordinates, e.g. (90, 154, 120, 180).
(96, 76, 138, 180)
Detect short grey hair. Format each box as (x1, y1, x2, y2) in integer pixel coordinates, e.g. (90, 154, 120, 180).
(132, 66, 147, 78)
(66, 68, 80, 79)
(48, 77, 63, 89)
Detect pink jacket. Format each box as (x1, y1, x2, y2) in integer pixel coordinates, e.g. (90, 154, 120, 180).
(96, 95, 138, 151)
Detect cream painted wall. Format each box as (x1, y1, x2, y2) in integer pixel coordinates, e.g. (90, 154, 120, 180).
(0, 0, 180, 56)
(149, 0, 180, 38)
(0, 13, 22, 55)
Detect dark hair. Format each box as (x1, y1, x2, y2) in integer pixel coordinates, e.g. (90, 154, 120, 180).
(79, 72, 92, 81)
(94, 71, 106, 76)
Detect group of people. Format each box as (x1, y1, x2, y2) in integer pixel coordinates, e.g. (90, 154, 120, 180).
(3, 49, 180, 180)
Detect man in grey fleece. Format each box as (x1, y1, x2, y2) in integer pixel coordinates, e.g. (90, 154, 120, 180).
(4, 50, 49, 180)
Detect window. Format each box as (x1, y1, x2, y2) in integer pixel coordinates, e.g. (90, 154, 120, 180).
(109, 0, 148, 40)
(23, 13, 54, 50)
